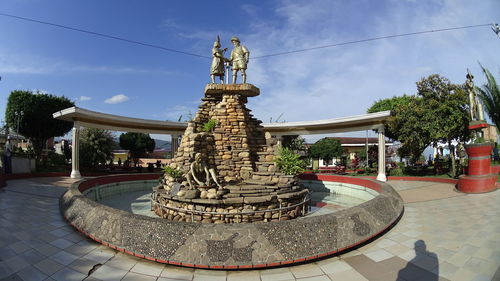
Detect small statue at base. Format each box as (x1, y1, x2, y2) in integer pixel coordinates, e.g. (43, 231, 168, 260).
(229, 36, 250, 84)
(210, 36, 228, 84)
(185, 153, 222, 190)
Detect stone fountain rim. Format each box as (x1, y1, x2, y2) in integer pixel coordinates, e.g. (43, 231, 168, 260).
(59, 173, 404, 269)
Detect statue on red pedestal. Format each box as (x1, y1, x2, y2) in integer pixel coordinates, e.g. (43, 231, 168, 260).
(465, 69, 485, 121)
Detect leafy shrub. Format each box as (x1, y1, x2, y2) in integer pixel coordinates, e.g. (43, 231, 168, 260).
(163, 166, 184, 181)
(275, 147, 305, 175)
(202, 119, 217, 132)
(47, 151, 66, 166)
(389, 162, 404, 176)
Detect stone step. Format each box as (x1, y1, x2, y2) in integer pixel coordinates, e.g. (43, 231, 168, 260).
(229, 189, 273, 195)
(239, 185, 268, 190)
(222, 193, 241, 198)
(222, 197, 244, 204)
(224, 185, 280, 193)
(275, 188, 292, 194)
(276, 189, 308, 199)
(276, 183, 293, 189)
(243, 195, 275, 204)
(243, 179, 276, 186)
(227, 188, 270, 194)
(240, 192, 272, 197)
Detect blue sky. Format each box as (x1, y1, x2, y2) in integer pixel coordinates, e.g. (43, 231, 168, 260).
(0, 0, 499, 142)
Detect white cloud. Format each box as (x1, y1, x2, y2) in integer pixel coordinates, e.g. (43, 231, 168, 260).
(30, 89, 50, 95)
(163, 105, 196, 121)
(78, 96, 92, 102)
(0, 65, 51, 74)
(239, 0, 500, 126)
(104, 94, 129, 104)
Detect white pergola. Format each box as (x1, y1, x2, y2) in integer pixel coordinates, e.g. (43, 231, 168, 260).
(53, 107, 390, 181)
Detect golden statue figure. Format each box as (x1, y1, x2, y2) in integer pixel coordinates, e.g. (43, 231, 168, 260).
(210, 36, 228, 84)
(466, 69, 484, 121)
(229, 36, 249, 84)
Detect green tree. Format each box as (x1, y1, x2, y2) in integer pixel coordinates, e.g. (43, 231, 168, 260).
(476, 64, 500, 131)
(119, 132, 155, 165)
(5, 90, 74, 159)
(369, 95, 429, 163)
(416, 74, 470, 176)
(309, 138, 343, 165)
(367, 95, 413, 140)
(80, 128, 116, 168)
(282, 135, 307, 152)
(368, 74, 470, 170)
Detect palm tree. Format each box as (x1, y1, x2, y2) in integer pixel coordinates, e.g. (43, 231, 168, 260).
(476, 64, 500, 131)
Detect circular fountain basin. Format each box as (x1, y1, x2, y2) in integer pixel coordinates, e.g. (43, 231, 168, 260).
(85, 176, 376, 220)
(60, 173, 403, 269)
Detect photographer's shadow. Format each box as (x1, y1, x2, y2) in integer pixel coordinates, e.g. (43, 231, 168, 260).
(397, 240, 439, 281)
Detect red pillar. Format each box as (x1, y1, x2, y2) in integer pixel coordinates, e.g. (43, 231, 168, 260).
(458, 143, 497, 193)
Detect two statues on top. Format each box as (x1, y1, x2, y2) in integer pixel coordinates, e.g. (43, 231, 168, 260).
(210, 36, 249, 84)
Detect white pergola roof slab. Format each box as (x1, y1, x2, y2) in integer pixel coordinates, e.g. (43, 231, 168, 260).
(263, 111, 390, 135)
(53, 107, 187, 135)
(53, 106, 391, 135)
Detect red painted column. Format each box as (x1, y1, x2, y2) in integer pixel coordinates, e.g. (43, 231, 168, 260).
(458, 143, 497, 193)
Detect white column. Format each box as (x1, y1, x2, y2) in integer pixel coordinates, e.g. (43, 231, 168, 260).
(70, 122, 81, 179)
(376, 126, 387, 181)
(275, 134, 283, 146)
(171, 134, 180, 157)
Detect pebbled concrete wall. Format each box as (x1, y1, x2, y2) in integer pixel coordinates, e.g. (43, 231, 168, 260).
(60, 174, 403, 269)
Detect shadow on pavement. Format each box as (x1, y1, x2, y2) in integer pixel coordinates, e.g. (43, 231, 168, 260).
(398, 240, 439, 281)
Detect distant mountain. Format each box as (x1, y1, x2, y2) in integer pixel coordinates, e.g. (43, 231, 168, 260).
(155, 139, 171, 150)
(113, 137, 171, 151)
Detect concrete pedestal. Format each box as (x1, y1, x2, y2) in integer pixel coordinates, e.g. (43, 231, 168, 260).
(457, 142, 496, 193)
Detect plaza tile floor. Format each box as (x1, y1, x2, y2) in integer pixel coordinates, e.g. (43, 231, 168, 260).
(0, 177, 499, 281)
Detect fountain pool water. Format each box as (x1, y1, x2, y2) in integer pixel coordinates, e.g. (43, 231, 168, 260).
(88, 179, 379, 218)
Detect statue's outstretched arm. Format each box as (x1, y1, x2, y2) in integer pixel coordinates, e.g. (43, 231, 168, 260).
(209, 168, 222, 189)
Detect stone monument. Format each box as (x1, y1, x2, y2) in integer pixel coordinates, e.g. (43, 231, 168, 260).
(151, 38, 308, 223)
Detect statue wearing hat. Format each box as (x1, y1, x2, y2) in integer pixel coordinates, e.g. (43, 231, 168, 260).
(466, 69, 484, 121)
(229, 36, 250, 84)
(210, 36, 228, 84)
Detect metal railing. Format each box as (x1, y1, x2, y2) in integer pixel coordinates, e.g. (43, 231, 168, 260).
(151, 192, 311, 223)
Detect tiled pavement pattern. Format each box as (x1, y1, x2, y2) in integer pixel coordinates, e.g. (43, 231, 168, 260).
(0, 177, 499, 281)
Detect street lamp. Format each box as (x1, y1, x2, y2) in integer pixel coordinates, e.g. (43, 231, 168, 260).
(492, 23, 500, 38)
